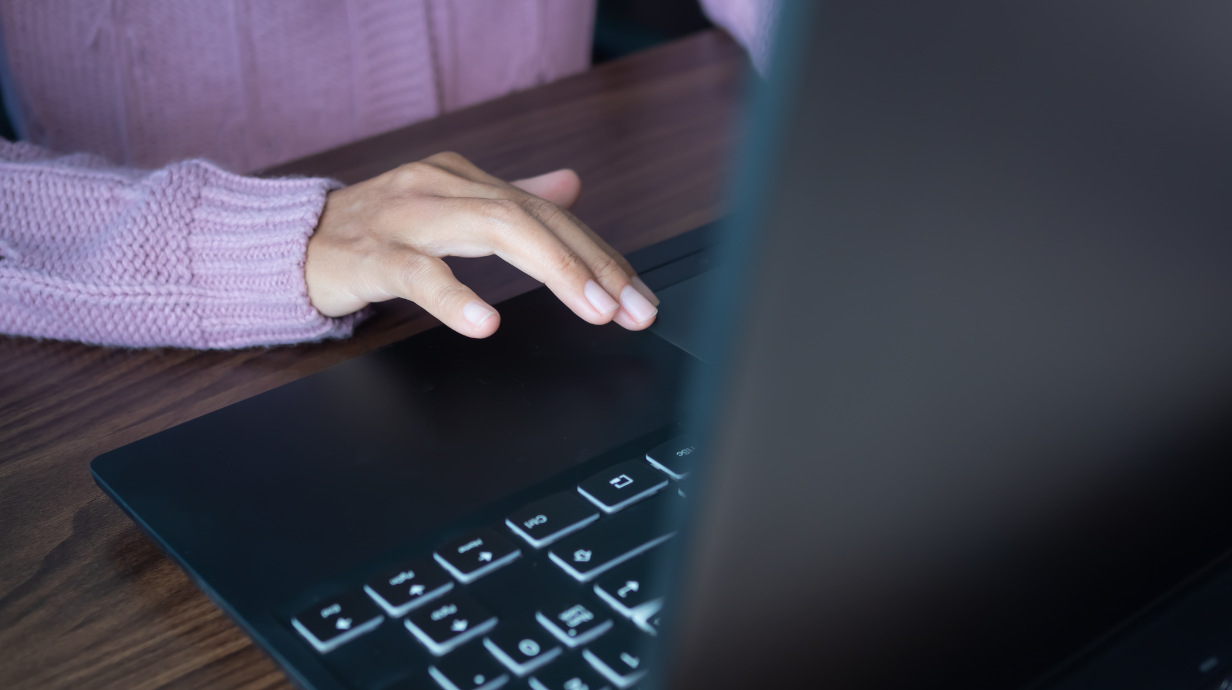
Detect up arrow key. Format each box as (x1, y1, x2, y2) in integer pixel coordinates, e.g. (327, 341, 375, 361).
(477, 551, 493, 562)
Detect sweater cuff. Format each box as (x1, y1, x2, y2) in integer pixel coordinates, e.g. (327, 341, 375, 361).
(185, 162, 366, 348)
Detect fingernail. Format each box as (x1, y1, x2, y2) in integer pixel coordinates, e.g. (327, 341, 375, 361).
(584, 279, 619, 314)
(630, 276, 659, 306)
(621, 284, 658, 322)
(463, 301, 496, 327)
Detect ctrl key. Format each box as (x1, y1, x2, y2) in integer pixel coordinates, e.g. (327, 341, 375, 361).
(291, 591, 383, 653)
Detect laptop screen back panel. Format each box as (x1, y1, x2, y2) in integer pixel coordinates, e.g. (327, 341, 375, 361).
(666, 2, 1232, 688)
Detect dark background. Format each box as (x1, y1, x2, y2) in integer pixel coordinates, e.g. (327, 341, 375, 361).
(0, 0, 712, 144)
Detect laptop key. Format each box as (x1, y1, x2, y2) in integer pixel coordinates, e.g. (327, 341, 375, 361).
(528, 656, 614, 690)
(365, 556, 455, 616)
(406, 591, 499, 656)
(548, 501, 675, 582)
(583, 627, 649, 688)
(644, 435, 700, 480)
(537, 597, 614, 648)
(506, 492, 600, 549)
(428, 645, 511, 690)
(632, 608, 662, 636)
(484, 621, 563, 676)
(577, 460, 668, 514)
(291, 590, 384, 653)
(593, 558, 665, 621)
(436, 527, 522, 583)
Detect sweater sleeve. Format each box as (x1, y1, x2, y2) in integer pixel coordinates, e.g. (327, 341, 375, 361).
(698, 0, 780, 74)
(0, 139, 366, 349)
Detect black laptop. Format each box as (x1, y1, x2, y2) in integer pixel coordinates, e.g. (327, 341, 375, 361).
(93, 3, 1232, 689)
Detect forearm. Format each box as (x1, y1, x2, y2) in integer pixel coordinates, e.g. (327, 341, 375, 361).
(0, 140, 362, 348)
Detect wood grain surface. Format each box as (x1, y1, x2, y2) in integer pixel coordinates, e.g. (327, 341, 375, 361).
(0, 31, 745, 690)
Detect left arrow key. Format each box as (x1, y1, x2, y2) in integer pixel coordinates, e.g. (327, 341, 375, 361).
(292, 591, 384, 653)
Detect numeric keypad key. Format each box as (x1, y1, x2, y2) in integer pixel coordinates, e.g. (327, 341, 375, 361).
(406, 591, 498, 656)
(435, 528, 522, 583)
(583, 627, 649, 688)
(529, 656, 613, 690)
(365, 556, 454, 616)
(484, 621, 562, 676)
(292, 591, 383, 653)
(537, 597, 613, 648)
(428, 646, 511, 690)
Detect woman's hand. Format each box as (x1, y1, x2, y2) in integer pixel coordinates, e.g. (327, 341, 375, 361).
(304, 152, 659, 338)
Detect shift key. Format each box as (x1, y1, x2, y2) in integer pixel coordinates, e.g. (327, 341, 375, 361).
(548, 499, 676, 582)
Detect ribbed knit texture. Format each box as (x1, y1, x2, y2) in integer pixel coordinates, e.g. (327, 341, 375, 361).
(0, 0, 598, 172)
(0, 139, 362, 348)
(0, 0, 771, 349)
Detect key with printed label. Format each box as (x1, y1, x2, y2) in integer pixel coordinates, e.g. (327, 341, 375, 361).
(548, 499, 675, 582)
(365, 556, 455, 616)
(583, 627, 649, 688)
(506, 492, 600, 548)
(428, 645, 511, 690)
(576, 460, 668, 514)
(435, 528, 522, 583)
(644, 435, 700, 480)
(536, 596, 614, 648)
(291, 590, 384, 653)
(406, 591, 499, 656)
(484, 621, 563, 676)
(593, 557, 665, 620)
(529, 656, 614, 690)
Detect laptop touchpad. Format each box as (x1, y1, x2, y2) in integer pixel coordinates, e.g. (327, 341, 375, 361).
(648, 271, 712, 363)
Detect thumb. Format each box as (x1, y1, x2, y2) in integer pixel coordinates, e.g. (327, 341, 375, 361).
(511, 168, 582, 208)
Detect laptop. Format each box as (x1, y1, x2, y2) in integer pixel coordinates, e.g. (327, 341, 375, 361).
(92, 2, 1232, 689)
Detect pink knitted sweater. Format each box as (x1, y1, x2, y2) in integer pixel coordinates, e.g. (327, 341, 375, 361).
(0, 0, 775, 349)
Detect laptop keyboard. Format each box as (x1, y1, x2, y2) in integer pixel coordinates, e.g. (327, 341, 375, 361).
(289, 434, 699, 690)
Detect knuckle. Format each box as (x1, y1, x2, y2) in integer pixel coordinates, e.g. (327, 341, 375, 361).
(390, 161, 436, 186)
(429, 281, 470, 310)
(553, 248, 586, 277)
(520, 196, 562, 225)
(424, 151, 474, 173)
(588, 252, 624, 282)
(473, 198, 526, 227)
(390, 251, 433, 286)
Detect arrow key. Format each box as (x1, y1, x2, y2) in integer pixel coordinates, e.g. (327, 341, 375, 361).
(406, 591, 498, 656)
(365, 556, 455, 616)
(435, 528, 522, 583)
(291, 590, 384, 653)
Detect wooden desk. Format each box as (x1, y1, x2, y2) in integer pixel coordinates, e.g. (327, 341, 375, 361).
(0, 31, 744, 689)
